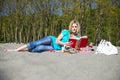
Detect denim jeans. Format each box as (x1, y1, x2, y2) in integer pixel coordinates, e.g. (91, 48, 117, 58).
(27, 36, 53, 52)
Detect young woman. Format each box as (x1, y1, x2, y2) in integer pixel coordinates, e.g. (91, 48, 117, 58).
(5, 19, 81, 53)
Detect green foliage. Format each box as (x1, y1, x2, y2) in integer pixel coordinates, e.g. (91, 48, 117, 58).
(0, 0, 120, 46)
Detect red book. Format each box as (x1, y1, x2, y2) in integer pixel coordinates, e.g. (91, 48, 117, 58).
(69, 36, 88, 49)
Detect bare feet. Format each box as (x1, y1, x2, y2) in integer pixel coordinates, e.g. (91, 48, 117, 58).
(3, 49, 18, 52)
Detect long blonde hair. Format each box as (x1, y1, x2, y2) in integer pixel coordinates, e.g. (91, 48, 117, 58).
(69, 20, 81, 36)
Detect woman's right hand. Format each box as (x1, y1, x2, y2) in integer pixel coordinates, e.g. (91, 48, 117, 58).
(65, 42, 72, 46)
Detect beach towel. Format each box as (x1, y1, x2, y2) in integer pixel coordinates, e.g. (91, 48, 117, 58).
(49, 47, 92, 54)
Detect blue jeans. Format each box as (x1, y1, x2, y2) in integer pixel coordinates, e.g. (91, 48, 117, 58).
(27, 36, 53, 53)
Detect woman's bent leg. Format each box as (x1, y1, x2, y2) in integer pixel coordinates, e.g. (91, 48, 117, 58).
(31, 45, 53, 53)
(27, 36, 52, 50)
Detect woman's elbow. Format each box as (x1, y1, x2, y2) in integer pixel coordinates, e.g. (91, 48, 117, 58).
(56, 39, 60, 44)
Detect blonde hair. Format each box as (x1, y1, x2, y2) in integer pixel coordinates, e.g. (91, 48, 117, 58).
(69, 20, 81, 36)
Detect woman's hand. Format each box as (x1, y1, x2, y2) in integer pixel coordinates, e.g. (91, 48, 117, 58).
(65, 42, 72, 46)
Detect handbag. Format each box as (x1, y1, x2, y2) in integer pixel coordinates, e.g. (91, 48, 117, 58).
(95, 39, 118, 55)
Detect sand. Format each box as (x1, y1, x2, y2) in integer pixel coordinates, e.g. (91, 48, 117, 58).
(0, 43, 120, 80)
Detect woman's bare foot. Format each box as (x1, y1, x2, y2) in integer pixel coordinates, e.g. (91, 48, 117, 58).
(3, 45, 28, 52)
(3, 49, 18, 52)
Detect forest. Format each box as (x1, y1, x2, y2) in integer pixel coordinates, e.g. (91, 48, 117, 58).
(0, 0, 120, 46)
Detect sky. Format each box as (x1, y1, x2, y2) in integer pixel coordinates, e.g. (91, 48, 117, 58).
(1, 0, 116, 16)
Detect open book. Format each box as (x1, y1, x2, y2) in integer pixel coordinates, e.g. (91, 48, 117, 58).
(69, 36, 88, 50)
(62, 36, 88, 53)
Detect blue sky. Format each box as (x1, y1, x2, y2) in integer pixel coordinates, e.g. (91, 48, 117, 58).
(0, 0, 103, 16)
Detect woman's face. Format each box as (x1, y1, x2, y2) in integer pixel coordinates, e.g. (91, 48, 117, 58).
(71, 23, 78, 34)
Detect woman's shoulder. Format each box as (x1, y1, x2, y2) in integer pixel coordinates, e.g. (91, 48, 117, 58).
(61, 29, 69, 35)
(61, 29, 69, 32)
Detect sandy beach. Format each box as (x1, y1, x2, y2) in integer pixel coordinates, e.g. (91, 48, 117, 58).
(0, 43, 120, 80)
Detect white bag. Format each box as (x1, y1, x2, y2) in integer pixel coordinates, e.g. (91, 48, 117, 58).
(95, 39, 118, 55)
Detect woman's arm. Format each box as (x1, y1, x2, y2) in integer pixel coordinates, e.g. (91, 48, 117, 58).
(56, 33, 66, 46)
(56, 33, 71, 46)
